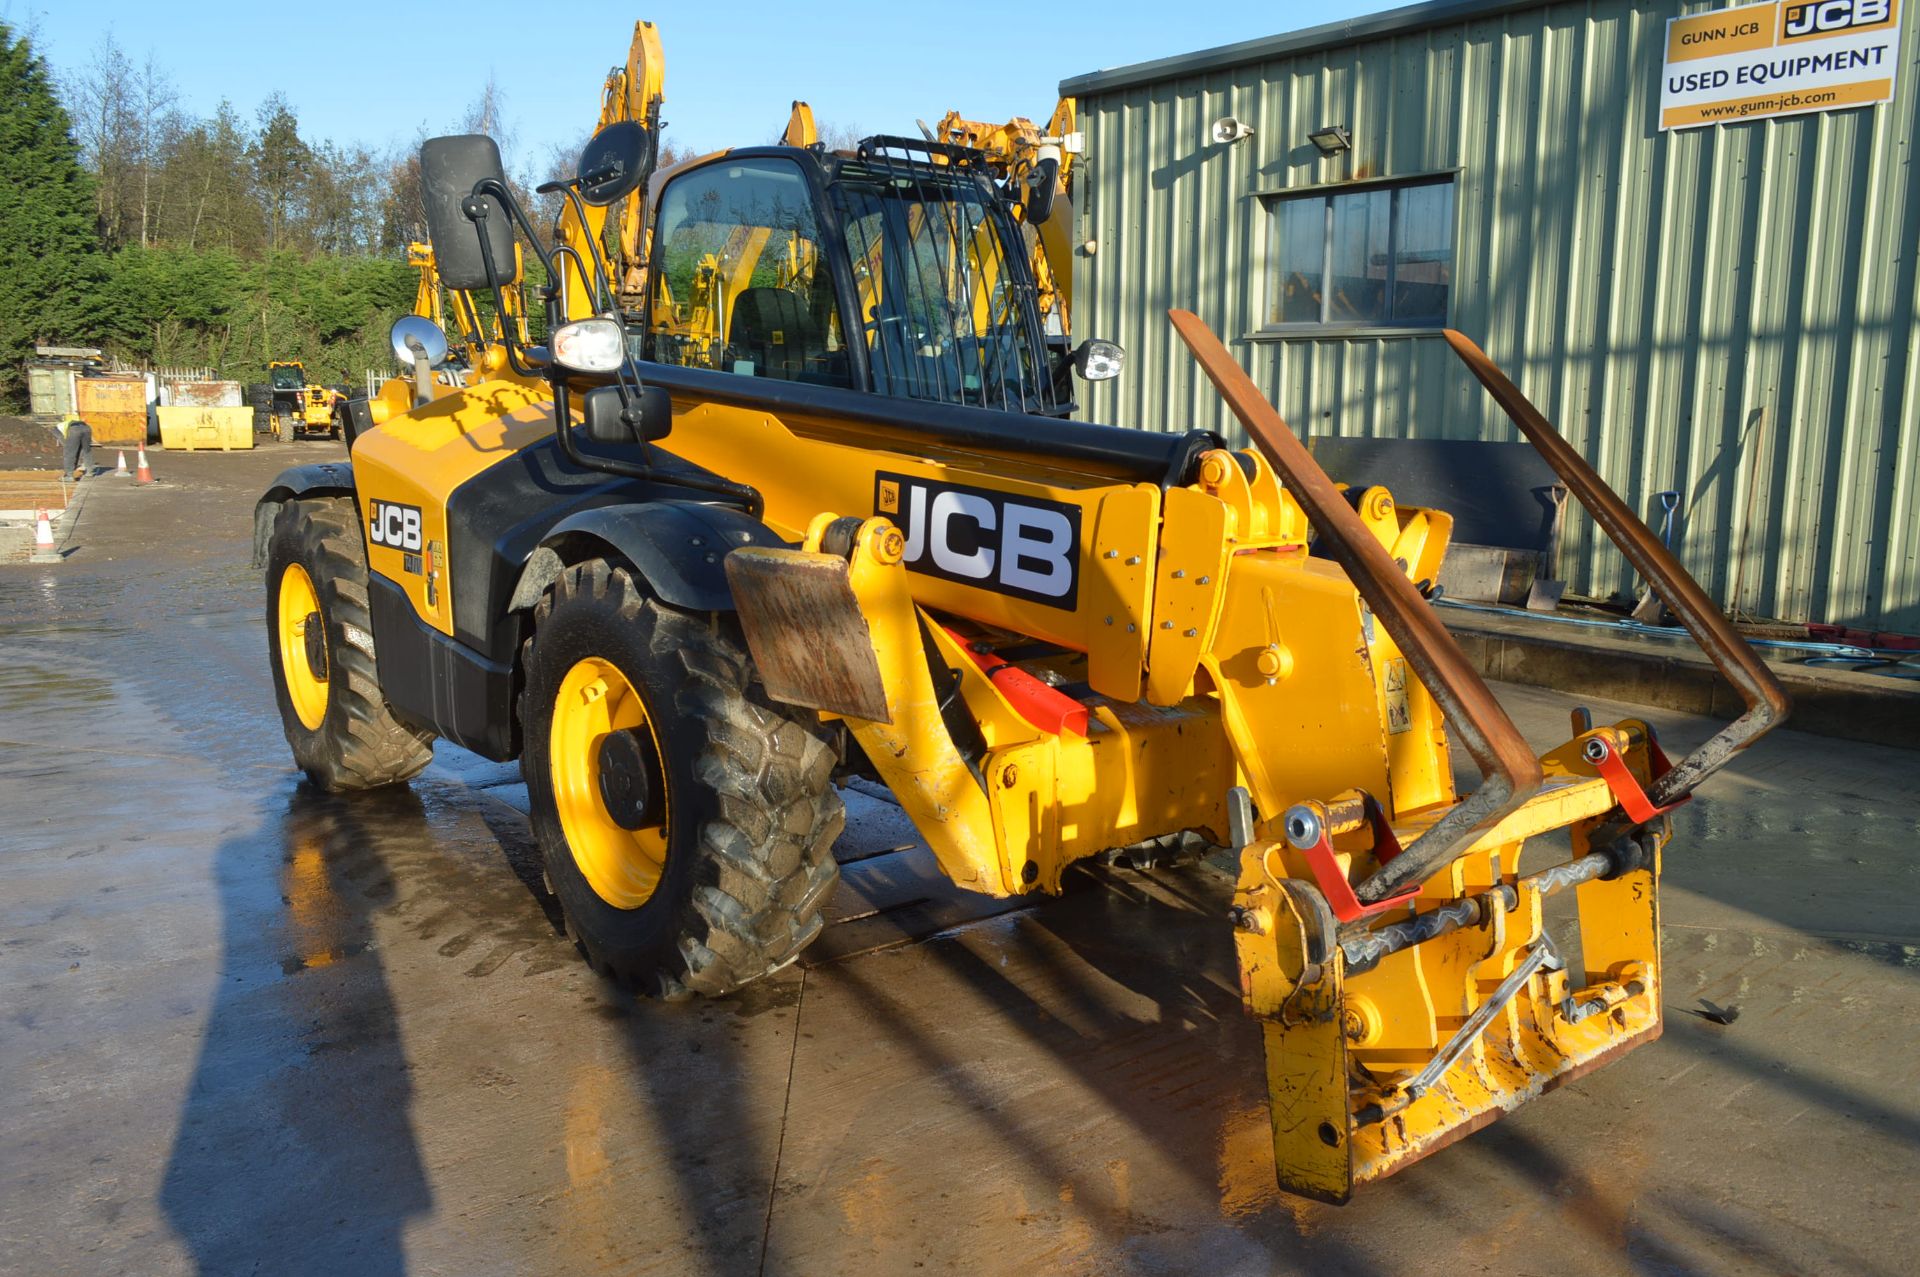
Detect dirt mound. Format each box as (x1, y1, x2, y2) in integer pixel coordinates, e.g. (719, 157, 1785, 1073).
(0, 417, 62, 468)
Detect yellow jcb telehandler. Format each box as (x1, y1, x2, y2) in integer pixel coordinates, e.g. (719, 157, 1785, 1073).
(264, 361, 343, 443)
(255, 32, 1786, 1202)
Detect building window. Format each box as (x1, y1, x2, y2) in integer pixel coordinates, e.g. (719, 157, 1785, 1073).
(1266, 176, 1454, 329)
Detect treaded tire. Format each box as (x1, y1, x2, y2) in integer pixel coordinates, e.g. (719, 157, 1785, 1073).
(277, 413, 296, 444)
(265, 497, 435, 791)
(520, 559, 844, 999)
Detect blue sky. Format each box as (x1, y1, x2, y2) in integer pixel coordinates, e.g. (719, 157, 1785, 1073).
(22, 1, 1402, 173)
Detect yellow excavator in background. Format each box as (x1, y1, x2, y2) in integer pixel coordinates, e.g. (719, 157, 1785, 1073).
(920, 102, 1082, 337)
(553, 19, 664, 316)
(782, 98, 1083, 338)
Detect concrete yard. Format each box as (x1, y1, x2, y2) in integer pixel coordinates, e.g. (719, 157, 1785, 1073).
(2, 447, 1916, 1276)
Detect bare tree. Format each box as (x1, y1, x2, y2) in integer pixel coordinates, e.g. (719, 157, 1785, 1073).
(134, 52, 177, 247)
(65, 32, 136, 245)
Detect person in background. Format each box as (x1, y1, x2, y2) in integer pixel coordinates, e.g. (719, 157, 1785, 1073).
(55, 417, 93, 480)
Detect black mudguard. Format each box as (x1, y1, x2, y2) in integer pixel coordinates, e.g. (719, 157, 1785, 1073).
(253, 462, 356, 567)
(508, 501, 791, 618)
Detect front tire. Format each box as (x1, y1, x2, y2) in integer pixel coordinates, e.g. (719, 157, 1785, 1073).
(520, 559, 843, 999)
(265, 497, 435, 790)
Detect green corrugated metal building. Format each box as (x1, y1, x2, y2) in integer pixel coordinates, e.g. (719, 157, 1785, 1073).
(1062, 0, 1919, 631)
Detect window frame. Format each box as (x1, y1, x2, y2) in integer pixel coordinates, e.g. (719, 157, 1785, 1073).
(642, 151, 873, 390)
(1255, 171, 1459, 338)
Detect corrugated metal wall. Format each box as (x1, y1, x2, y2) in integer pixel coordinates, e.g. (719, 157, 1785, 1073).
(1069, 0, 1920, 631)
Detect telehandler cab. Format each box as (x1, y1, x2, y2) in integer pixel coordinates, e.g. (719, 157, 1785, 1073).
(256, 68, 1787, 1202)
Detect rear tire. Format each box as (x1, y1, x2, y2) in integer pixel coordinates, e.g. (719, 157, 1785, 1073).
(277, 413, 296, 444)
(520, 559, 844, 999)
(265, 497, 435, 791)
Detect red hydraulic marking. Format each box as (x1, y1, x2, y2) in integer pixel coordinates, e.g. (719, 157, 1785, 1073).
(1302, 830, 1420, 923)
(1588, 736, 1685, 825)
(942, 627, 1089, 738)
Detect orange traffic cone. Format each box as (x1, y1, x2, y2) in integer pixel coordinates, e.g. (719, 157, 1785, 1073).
(135, 445, 154, 485)
(114, 449, 128, 477)
(30, 508, 59, 562)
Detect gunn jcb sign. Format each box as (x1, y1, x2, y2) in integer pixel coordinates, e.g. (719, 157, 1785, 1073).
(1660, 0, 1902, 130)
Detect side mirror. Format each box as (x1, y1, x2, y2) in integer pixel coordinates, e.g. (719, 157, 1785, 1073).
(582, 384, 672, 445)
(420, 134, 519, 291)
(389, 315, 449, 368)
(576, 121, 651, 208)
(1023, 156, 1060, 225)
(1071, 338, 1125, 381)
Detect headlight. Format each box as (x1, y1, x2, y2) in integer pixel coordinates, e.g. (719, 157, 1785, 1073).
(1074, 338, 1125, 381)
(552, 317, 627, 373)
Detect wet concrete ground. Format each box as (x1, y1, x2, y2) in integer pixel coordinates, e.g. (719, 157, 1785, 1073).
(2, 446, 1916, 1276)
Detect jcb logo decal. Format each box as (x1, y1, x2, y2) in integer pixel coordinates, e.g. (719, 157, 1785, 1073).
(875, 473, 1079, 609)
(1783, 0, 1891, 38)
(368, 500, 423, 553)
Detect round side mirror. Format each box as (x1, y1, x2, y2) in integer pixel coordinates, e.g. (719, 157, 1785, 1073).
(390, 315, 449, 369)
(577, 121, 650, 208)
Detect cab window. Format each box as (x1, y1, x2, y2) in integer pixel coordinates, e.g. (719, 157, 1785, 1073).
(646, 159, 850, 388)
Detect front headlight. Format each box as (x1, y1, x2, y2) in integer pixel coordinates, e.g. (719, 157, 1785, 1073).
(552, 317, 627, 373)
(1074, 338, 1126, 381)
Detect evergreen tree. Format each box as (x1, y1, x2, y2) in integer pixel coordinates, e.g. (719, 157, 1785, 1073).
(0, 22, 102, 409)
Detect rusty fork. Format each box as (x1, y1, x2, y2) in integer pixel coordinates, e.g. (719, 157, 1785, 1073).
(1168, 311, 1790, 905)
(1169, 310, 1542, 901)
(1439, 330, 1789, 809)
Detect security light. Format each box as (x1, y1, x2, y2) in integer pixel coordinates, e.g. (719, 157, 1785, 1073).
(1308, 124, 1352, 156)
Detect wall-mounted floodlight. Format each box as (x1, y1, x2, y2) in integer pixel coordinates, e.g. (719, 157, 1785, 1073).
(1210, 116, 1256, 145)
(1308, 124, 1352, 155)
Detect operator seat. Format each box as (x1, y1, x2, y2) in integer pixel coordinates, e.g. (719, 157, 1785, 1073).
(728, 288, 819, 382)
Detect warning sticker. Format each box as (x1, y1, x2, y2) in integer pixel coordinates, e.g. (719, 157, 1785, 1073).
(1660, 0, 1902, 130)
(1384, 658, 1412, 735)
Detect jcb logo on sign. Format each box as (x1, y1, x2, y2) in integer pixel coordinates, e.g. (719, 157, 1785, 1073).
(368, 500, 423, 553)
(874, 472, 1080, 609)
(1783, 0, 1891, 37)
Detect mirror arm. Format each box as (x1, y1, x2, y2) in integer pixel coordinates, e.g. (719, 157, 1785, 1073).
(550, 241, 610, 328)
(556, 184, 619, 316)
(466, 208, 545, 379)
(467, 177, 556, 280)
(464, 165, 757, 515)
(549, 377, 765, 517)
(463, 176, 565, 377)
(407, 338, 434, 407)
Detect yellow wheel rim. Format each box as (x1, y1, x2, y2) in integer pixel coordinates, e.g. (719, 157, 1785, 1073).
(550, 656, 670, 910)
(277, 562, 329, 731)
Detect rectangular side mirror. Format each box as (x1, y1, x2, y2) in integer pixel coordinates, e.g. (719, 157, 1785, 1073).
(420, 135, 520, 292)
(582, 384, 672, 445)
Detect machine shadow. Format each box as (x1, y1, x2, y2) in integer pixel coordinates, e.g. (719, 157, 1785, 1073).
(821, 858, 1397, 1274)
(159, 783, 434, 1277)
